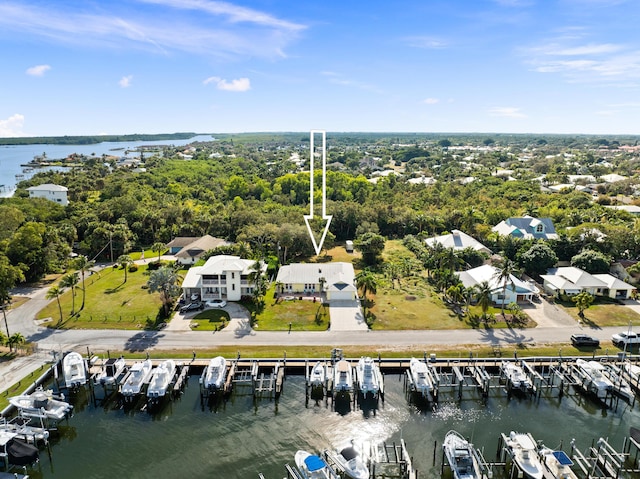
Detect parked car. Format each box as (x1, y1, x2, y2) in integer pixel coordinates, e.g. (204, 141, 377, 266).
(180, 302, 204, 314)
(205, 299, 227, 308)
(612, 331, 640, 348)
(570, 334, 600, 347)
(190, 293, 200, 301)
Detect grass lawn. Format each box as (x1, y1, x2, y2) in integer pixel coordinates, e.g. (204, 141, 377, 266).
(248, 286, 329, 331)
(189, 309, 230, 331)
(557, 300, 640, 328)
(37, 264, 165, 330)
(310, 245, 361, 266)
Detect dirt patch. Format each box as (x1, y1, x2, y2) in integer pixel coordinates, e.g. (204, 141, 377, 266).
(405, 295, 416, 301)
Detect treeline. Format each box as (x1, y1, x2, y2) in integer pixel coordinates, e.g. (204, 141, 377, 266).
(0, 132, 198, 146)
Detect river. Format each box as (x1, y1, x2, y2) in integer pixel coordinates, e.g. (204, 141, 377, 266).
(0, 135, 214, 195)
(16, 371, 639, 479)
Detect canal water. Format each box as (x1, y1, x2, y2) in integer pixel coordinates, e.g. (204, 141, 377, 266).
(19, 371, 639, 479)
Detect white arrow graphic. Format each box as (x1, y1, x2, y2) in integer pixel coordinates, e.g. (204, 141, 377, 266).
(304, 130, 332, 255)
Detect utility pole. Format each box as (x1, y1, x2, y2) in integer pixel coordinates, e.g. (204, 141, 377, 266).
(110, 232, 114, 263)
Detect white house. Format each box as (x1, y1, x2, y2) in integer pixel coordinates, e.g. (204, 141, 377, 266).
(181, 255, 265, 302)
(456, 264, 537, 305)
(275, 262, 357, 302)
(425, 229, 491, 254)
(26, 183, 68, 206)
(541, 266, 636, 299)
(593, 274, 636, 300)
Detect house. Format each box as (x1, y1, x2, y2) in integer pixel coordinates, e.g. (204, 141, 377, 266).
(455, 264, 537, 305)
(593, 274, 636, 300)
(540, 266, 635, 299)
(425, 229, 491, 254)
(26, 183, 68, 206)
(604, 205, 640, 215)
(181, 254, 266, 302)
(166, 235, 230, 265)
(275, 262, 357, 302)
(492, 215, 558, 240)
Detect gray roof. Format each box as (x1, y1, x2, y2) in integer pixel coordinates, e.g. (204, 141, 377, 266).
(425, 229, 491, 253)
(276, 262, 355, 287)
(492, 215, 557, 240)
(174, 235, 230, 259)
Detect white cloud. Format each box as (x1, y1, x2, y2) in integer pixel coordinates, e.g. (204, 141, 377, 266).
(203, 76, 251, 91)
(422, 98, 439, 105)
(489, 107, 527, 118)
(0, 114, 25, 137)
(404, 36, 448, 49)
(26, 64, 51, 76)
(119, 75, 133, 88)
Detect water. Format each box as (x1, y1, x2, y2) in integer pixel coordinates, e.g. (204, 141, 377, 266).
(19, 373, 639, 479)
(0, 135, 214, 194)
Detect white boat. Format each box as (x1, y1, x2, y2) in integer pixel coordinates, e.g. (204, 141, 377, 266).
(62, 351, 87, 389)
(94, 357, 127, 386)
(539, 447, 578, 479)
(121, 359, 153, 399)
(295, 450, 339, 479)
(575, 359, 613, 400)
(501, 361, 533, 394)
(146, 359, 177, 401)
(333, 360, 353, 393)
(505, 431, 543, 479)
(334, 443, 370, 479)
(355, 356, 382, 399)
(443, 430, 484, 479)
(409, 357, 434, 398)
(9, 388, 73, 421)
(622, 361, 640, 392)
(309, 361, 326, 387)
(601, 363, 634, 402)
(200, 356, 227, 390)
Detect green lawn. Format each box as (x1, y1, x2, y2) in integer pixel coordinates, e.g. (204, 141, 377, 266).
(558, 300, 640, 328)
(189, 309, 230, 331)
(37, 264, 165, 330)
(248, 287, 330, 331)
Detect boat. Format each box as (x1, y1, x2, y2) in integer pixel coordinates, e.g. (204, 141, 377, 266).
(0, 431, 39, 469)
(62, 351, 87, 389)
(355, 356, 382, 399)
(539, 447, 578, 479)
(9, 388, 73, 421)
(409, 357, 434, 399)
(622, 361, 640, 392)
(501, 361, 534, 394)
(120, 359, 153, 400)
(94, 357, 127, 386)
(504, 431, 543, 479)
(0, 415, 49, 445)
(443, 430, 484, 479)
(309, 361, 327, 389)
(295, 450, 339, 479)
(200, 356, 227, 390)
(575, 359, 613, 400)
(333, 443, 370, 479)
(146, 359, 177, 402)
(600, 363, 634, 402)
(333, 360, 353, 393)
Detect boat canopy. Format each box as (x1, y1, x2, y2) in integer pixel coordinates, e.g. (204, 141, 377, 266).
(305, 455, 327, 472)
(552, 450, 573, 466)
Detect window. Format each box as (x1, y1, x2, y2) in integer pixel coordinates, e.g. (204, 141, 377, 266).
(536, 224, 544, 233)
(232, 284, 235, 291)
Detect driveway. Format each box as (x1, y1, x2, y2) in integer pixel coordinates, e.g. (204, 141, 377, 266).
(166, 302, 252, 337)
(328, 300, 368, 331)
(521, 296, 576, 328)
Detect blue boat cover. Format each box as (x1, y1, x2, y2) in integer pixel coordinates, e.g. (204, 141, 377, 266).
(305, 455, 326, 471)
(552, 451, 573, 466)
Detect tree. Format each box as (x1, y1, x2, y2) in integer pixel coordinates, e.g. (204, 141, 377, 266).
(355, 270, 378, 317)
(117, 254, 133, 283)
(46, 285, 66, 324)
(571, 249, 610, 274)
(0, 255, 25, 340)
(8, 332, 25, 353)
(474, 281, 493, 323)
(518, 242, 558, 277)
(147, 266, 182, 317)
(72, 255, 95, 311)
(494, 259, 518, 318)
(151, 242, 167, 262)
(446, 283, 465, 306)
(354, 232, 386, 266)
(572, 292, 594, 318)
(60, 272, 80, 315)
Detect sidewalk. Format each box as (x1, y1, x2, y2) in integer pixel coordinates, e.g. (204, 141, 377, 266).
(0, 352, 51, 396)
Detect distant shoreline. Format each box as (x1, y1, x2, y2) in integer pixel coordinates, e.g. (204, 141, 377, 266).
(0, 132, 199, 146)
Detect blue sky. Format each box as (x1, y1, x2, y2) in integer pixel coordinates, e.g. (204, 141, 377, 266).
(1, 0, 639, 136)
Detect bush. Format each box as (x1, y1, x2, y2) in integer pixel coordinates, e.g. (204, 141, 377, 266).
(128, 264, 139, 273)
(147, 261, 163, 271)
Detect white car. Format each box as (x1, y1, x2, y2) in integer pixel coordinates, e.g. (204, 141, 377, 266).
(205, 299, 227, 308)
(612, 331, 640, 348)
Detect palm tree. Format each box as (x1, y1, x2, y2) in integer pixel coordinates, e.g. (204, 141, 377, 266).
(355, 270, 378, 312)
(446, 283, 465, 306)
(8, 332, 25, 353)
(117, 254, 133, 283)
(60, 272, 80, 315)
(151, 242, 166, 262)
(46, 285, 66, 324)
(385, 262, 402, 289)
(147, 266, 182, 317)
(72, 255, 95, 311)
(474, 281, 493, 324)
(494, 259, 518, 318)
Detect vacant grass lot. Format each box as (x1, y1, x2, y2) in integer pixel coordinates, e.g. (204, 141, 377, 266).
(250, 287, 330, 331)
(558, 300, 640, 327)
(37, 264, 164, 330)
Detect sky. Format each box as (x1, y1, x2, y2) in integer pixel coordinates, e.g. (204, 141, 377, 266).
(1, 0, 640, 136)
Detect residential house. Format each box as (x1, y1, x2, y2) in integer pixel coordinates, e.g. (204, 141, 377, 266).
(425, 229, 491, 254)
(26, 183, 69, 206)
(541, 266, 636, 299)
(181, 255, 265, 302)
(166, 235, 230, 265)
(455, 264, 537, 305)
(275, 262, 357, 302)
(492, 215, 558, 240)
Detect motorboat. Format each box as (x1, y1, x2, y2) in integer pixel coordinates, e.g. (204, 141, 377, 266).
(334, 443, 370, 479)
(600, 363, 634, 402)
(333, 360, 353, 393)
(0, 430, 39, 468)
(295, 450, 339, 479)
(62, 351, 87, 389)
(355, 356, 382, 399)
(622, 361, 640, 392)
(409, 357, 434, 399)
(200, 356, 227, 390)
(575, 359, 613, 400)
(309, 361, 327, 389)
(94, 357, 127, 386)
(9, 388, 73, 421)
(443, 430, 484, 479)
(539, 447, 578, 479)
(120, 359, 153, 399)
(505, 431, 543, 479)
(146, 359, 177, 402)
(501, 361, 534, 394)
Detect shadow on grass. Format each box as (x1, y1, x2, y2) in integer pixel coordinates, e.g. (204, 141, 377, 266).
(578, 315, 601, 330)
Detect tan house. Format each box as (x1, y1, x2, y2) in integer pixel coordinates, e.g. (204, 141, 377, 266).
(167, 235, 230, 265)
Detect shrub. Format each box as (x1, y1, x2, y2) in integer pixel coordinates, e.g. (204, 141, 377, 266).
(128, 264, 139, 273)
